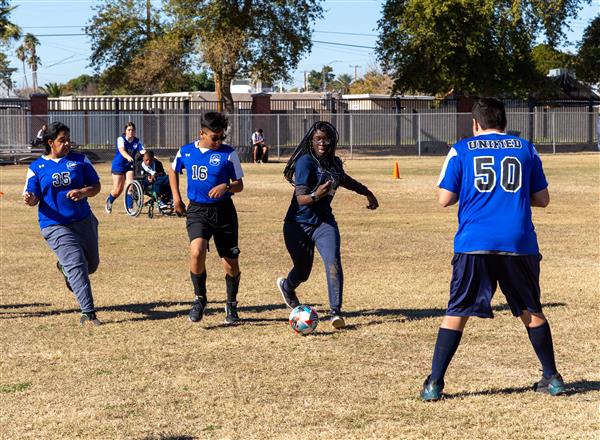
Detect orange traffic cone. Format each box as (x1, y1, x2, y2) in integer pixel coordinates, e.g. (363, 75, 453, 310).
(392, 161, 400, 179)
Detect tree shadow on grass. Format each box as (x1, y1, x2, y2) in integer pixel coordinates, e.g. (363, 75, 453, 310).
(0, 303, 52, 311)
(344, 302, 567, 327)
(444, 379, 600, 399)
(0, 300, 292, 324)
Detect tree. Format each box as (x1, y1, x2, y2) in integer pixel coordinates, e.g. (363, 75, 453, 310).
(531, 44, 575, 77)
(65, 74, 96, 95)
(0, 52, 16, 91)
(23, 33, 40, 91)
(331, 73, 353, 94)
(86, 0, 163, 93)
(575, 15, 600, 85)
(185, 69, 215, 91)
(1, 0, 21, 92)
(307, 66, 334, 92)
(377, 0, 588, 97)
(0, 0, 20, 44)
(15, 44, 28, 89)
(40, 82, 66, 97)
(167, 0, 323, 112)
(348, 69, 393, 94)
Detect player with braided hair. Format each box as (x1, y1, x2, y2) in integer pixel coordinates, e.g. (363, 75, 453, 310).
(277, 121, 379, 329)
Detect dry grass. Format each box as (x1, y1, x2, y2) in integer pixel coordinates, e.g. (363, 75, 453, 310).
(0, 154, 598, 439)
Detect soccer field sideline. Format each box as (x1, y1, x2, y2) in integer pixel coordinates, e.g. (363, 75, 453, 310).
(0, 155, 598, 439)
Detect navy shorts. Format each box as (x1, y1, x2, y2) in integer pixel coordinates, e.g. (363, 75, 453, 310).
(446, 253, 542, 318)
(111, 163, 134, 175)
(186, 198, 240, 259)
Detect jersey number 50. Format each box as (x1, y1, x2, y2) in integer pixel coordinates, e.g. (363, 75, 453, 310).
(474, 156, 521, 193)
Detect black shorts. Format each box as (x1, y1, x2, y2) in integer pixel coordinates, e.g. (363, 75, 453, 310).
(446, 253, 542, 318)
(186, 198, 240, 259)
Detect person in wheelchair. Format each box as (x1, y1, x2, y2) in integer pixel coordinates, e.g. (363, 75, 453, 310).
(140, 150, 172, 211)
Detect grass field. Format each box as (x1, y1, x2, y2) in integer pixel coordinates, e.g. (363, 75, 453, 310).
(0, 154, 599, 439)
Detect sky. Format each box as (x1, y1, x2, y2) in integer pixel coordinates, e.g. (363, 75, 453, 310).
(4, 0, 600, 91)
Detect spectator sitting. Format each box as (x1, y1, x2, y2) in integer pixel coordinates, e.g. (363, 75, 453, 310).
(251, 128, 269, 163)
(33, 123, 48, 147)
(141, 150, 172, 208)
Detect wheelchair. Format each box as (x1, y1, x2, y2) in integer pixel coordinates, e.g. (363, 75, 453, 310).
(124, 177, 174, 218)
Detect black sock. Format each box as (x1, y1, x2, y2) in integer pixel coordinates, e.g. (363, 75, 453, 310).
(225, 273, 240, 303)
(191, 271, 207, 302)
(430, 328, 463, 383)
(527, 321, 558, 378)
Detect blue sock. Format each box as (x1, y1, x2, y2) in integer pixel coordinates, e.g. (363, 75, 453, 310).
(430, 328, 463, 383)
(125, 193, 132, 208)
(526, 321, 558, 378)
(107, 193, 116, 203)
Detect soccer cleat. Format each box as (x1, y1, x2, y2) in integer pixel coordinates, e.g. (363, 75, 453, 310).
(533, 373, 566, 396)
(277, 277, 300, 309)
(189, 297, 207, 323)
(330, 311, 346, 329)
(421, 376, 444, 401)
(56, 261, 73, 292)
(80, 311, 102, 326)
(105, 197, 112, 214)
(224, 301, 240, 325)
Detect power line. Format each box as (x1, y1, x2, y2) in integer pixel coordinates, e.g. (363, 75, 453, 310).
(313, 40, 375, 49)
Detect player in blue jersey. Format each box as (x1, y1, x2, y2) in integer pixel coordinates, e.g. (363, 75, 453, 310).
(105, 122, 146, 213)
(23, 122, 102, 326)
(421, 98, 564, 401)
(277, 121, 379, 329)
(168, 112, 244, 325)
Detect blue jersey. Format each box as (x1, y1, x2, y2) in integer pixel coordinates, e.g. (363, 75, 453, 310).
(438, 132, 548, 254)
(285, 153, 344, 225)
(111, 135, 145, 171)
(171, 142, 244, 204)
(24, 152, 100, 229)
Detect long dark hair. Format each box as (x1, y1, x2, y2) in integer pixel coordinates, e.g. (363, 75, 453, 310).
(283, 121, 343, 185)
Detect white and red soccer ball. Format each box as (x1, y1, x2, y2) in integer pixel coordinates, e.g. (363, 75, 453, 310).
(289, 305, 319, 335)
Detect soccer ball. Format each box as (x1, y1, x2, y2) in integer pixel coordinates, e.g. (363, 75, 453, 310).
(289, 305, 319, 335)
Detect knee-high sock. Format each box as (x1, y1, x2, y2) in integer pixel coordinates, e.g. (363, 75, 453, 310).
(191, 271, 207, 302)
(430, 328, 463, 383)
(226, 273, 240, 303)
(527, 321, 558, 378)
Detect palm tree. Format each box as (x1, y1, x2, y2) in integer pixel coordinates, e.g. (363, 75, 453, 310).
(15, 44, 28, 89)
(332, 73, 353, 94)
(23, 33, 40, 91)
(0, 1, 21, 44)
(40, 82, 65, 97)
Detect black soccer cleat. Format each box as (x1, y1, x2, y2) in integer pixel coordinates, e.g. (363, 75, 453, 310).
(224, 301, 240, 325)
(277, 277, 300, 309)
(533, 373, 566, 396)
(189, 297, 207, 323)
(56, 261, 73, 292)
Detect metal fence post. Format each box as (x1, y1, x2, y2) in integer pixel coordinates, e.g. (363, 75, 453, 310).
(552, 112, 556, 154)
(349, 113, 353, 159)
(277, 114, 280, 160)
(417, 113, 421, 157)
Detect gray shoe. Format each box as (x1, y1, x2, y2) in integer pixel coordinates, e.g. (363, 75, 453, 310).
(330, 312, 346, 329)
(533, 373, 565, 396)
(189, 297, 207, 323)
(80, 312, 102, 326)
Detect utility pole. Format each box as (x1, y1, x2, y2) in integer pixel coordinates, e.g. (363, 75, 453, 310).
(303, 71, 308, 92)
(349, 64, 362, 81)
(146, 0, 151, 37)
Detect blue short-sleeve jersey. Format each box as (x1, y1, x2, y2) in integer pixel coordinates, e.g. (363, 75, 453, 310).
(284, 153, 343, 225)
(171, 142, 244, 204)
(111, 135, 145, 171)
(437, 132, 548, 254)
(24, 152, 100, 229)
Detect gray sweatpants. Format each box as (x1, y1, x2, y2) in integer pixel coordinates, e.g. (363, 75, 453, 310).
(41, 214, 99, 313)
